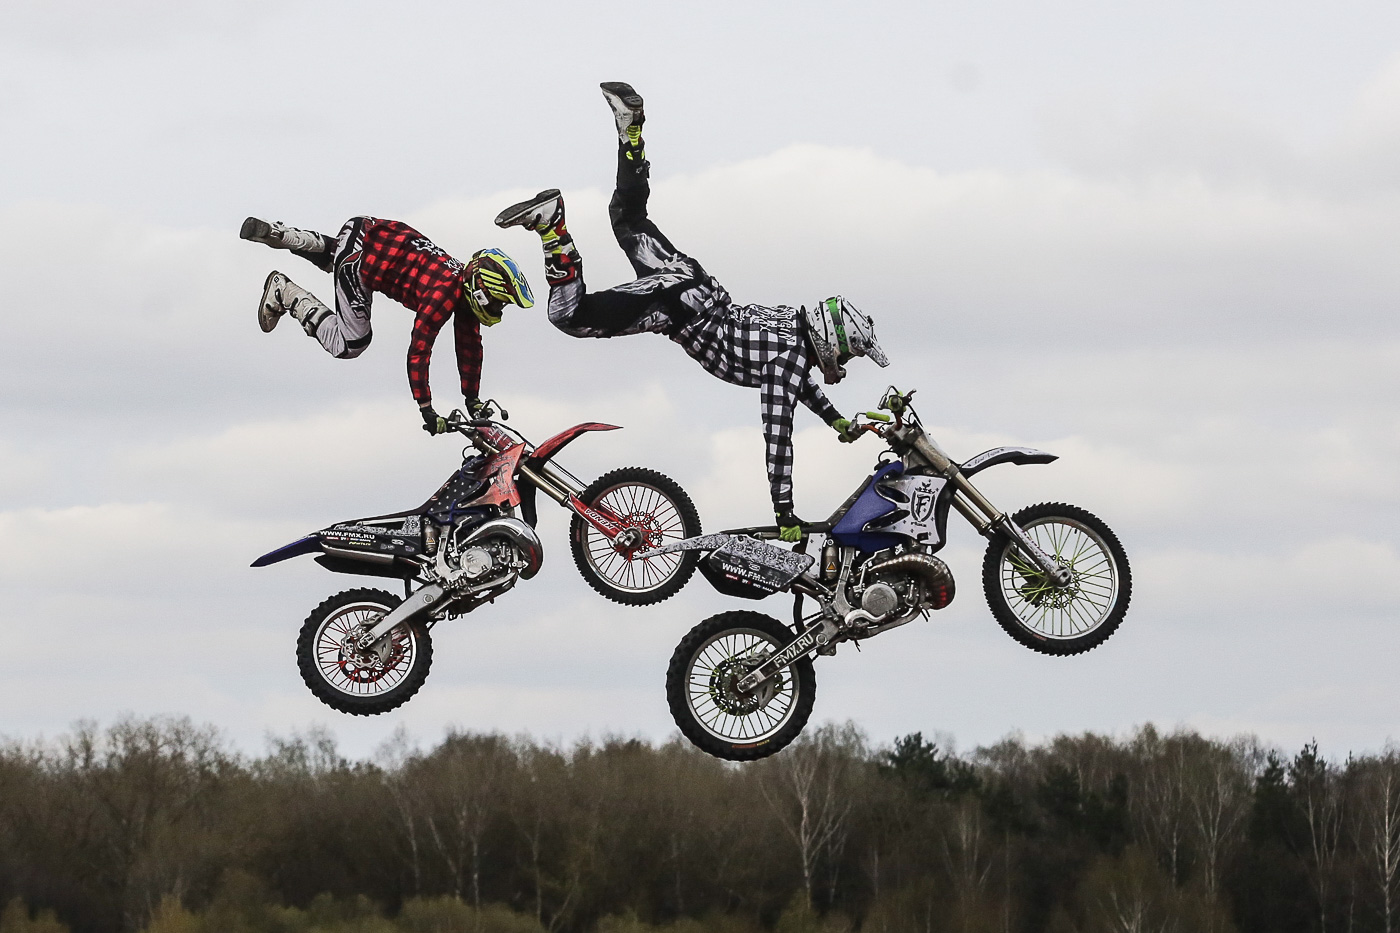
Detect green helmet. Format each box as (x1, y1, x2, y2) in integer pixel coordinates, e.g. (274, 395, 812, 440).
(464, 248, 535, 326)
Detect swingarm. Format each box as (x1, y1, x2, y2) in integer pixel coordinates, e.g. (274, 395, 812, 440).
(737, 610, 837, 694)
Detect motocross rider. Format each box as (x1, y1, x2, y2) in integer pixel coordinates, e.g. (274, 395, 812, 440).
(241, 216, 534, 434)
(494, 82, 889, 542)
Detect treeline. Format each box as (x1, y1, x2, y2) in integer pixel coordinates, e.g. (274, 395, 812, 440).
(1, 718, 1398, 933)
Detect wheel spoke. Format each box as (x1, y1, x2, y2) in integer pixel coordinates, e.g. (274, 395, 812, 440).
(313, 602, 416, 697)
(998, 516, 1120, 641)
(684, 628, 797, 743)
(582, 481, 692, 593)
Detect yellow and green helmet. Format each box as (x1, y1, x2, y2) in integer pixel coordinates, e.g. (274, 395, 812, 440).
(464, 248, 535, 326)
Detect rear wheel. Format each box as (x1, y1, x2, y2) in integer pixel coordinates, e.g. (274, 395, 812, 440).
(570, 467, 701, 605)
(982, 502, 1131, 656)
(296, 588, 432, 715)
(666, 611, 816, 761)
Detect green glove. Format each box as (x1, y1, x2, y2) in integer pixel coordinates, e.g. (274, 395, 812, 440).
(420, 405, 448, 435)
(466, 397, 487, 418)
(832, 417, 859, 444)
(776, 510, 804, 543)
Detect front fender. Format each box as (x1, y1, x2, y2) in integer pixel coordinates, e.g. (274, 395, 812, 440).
(958, 446, 1057, 477)
(251, 535, 322, 567)
(526, 422, 621, 467)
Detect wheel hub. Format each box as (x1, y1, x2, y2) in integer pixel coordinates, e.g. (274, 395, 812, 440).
(1018, 567, 1081, 609)
(613, 512, 662, 557)
(709, 656, 781, 715)
(338, 628, 405, 684)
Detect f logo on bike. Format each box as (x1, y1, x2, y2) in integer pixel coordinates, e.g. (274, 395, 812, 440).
(911, 488, 936, 524)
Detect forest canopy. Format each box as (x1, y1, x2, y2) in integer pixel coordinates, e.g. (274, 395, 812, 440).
(0, 717, 1394, 933)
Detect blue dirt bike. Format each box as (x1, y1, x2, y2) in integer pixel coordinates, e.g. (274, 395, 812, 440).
(657, 387, 1132, 760)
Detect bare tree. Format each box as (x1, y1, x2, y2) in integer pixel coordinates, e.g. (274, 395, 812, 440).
(505, 739, 580, 930)
(415, 731, 511, 911)
(1130, 727, 1190, 885)
(758, 722, 865, 908)
(1354, 752, 1400, 933)
(376, 727, 424, 897)
(1185, 737, 1256, 904)
(1077, 847, 1182, 933)
(65, 717, 230, 931)
(941, 797, 996, 932)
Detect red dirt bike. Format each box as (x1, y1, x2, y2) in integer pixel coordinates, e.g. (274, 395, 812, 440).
(252, 400, 701, 715)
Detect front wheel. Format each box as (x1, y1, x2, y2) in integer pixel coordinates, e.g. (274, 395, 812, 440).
(296, 588, 433, 715)
(982, 502, 1131, 656)
(666, 611, 816, 761)
(570, 467, 701, 606)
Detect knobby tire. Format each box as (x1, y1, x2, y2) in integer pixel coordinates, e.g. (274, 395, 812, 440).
(570, 466, 701, 605)
(981, 502, 1131, 656)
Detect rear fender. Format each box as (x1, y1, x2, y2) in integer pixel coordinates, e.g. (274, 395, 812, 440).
(250, 535, 322, 568)
(525, 422, 621, 468)
(958, 447, 1057, 477)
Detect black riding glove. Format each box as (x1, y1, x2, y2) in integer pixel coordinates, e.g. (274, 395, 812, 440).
(420, 405, 448, 435)
(466, 397, 487, 418)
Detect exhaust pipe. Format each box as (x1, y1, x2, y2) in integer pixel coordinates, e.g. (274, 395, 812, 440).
(866, 551, 955, 610)
(458, 517, 544, 579)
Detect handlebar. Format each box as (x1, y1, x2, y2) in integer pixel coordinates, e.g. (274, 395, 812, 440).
(443, 398, 509, 433)
(847, 387, 918, 439)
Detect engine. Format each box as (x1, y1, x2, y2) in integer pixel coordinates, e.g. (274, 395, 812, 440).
(431, 516, 544, 599)
(845, 546, 955, 633)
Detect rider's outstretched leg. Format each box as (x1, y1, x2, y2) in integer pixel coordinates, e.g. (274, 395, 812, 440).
(256, 218, 374, 358)
(494, 83, 711, 339)
(497, 188, 660, 337)
(600, 85, 699, 289)
(258, 271, 331, 335)
(240, 218, 336, 272)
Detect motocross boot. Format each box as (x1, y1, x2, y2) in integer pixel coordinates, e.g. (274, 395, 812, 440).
(241, 217, 335, 272)
(602, 82, 648, 175)
(494, 189, 564, 233)
(259, 271, 332, 335)
(240, 217, 329, 253)
(494, 190, 579, 284)
(600, 82, 645, 144)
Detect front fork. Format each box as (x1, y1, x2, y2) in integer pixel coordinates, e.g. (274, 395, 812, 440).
(946, 473, 1072, 586)
(906, 432, 1071, 586)
(517, 461, 642, 550)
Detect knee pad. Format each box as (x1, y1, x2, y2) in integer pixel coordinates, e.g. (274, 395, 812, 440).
(336, 331, 372, 359)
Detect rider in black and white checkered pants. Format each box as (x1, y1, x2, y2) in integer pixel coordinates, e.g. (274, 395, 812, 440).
(495, 83, 890, 542)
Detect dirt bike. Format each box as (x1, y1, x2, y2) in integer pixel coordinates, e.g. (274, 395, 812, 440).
(658, 387, 1131, 760)
(252, 401, 701, 715)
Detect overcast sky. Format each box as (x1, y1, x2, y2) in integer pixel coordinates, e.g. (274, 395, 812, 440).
(1, 0, 1398, 762)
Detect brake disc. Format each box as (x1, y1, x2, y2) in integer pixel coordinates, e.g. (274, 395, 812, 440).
(709, 654, 783, 715)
